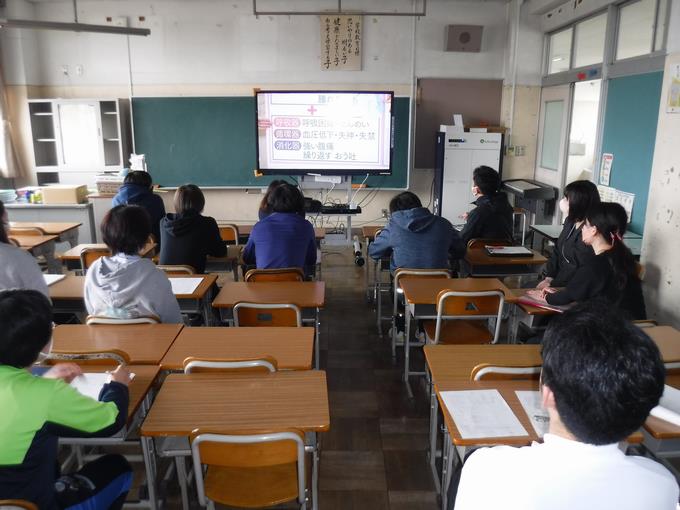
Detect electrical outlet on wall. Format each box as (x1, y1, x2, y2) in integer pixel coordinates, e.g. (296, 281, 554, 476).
(516, 145, 526, 157)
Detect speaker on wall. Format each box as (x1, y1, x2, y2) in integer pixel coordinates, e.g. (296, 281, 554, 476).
(445, 25, 483, 53)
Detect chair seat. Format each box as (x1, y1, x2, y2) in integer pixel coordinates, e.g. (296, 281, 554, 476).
(205, 462, 299, 508)
(423, 319, 493, 344)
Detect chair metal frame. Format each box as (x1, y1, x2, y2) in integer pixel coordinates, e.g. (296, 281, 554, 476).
(184, 358, 277, 374)
(244, 267, 305, 282)
(157, 264, 196, 275)
(431, 290, 505, 345)
(79, 247, 111, 275)
(233, 302, 302, 327)
(191, 431, 307, 510)
(471, 363, 542, 381)
(85, 315, 160, 325)
(512, 208, 528, 246)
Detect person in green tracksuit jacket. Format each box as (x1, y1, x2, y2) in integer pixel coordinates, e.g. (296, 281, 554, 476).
(0, 289, 133, 509)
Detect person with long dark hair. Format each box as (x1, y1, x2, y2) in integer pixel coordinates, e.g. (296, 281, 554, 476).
(527, 202, 646, 319)
(0, 200, 48, 296)
(258, 179, 287, 220)
(537, 180, 600, 289)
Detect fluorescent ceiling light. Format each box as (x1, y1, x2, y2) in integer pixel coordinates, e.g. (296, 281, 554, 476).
(0, 19, 150, 36)
(552, 56, 564, 62)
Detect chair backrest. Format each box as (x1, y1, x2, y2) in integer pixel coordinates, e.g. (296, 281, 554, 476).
(9, 227, 45, 236)
(393, 268, 451, 315)
(466, 238, 513, 249)
(244, 267, 305, 282)
(7, 238, 20, 247)
(0, 500, 39, 510)
(633, 319, 657, 329)
(43, 349, 130, 366)
(434, 289, 505, 344)
(86, 315, 160, 325)
(183, 357, 278, 374)
(233, 302, 302, 327)
(219, 224, 240, 245)
(157, 264, 196, 275)
(190, 430, 306, 507)
(80, 247, 111, 273)
(470, 363, 542, 381)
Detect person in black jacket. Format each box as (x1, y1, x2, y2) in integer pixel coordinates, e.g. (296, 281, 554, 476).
(159, 184, 227, 273)
(460, 166, 513, 245)
(537, 180, 600, 289)
(112, 171, 165, 248)
(527, 202, 646, 320)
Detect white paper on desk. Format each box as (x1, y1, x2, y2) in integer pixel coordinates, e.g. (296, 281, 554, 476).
(440, 389, 528, 439)
(70, 372, 136, 401)
(43, 274, 66, 286)
(169, 277, 203, 295)
(516, 390, 550, 438)
(650, 385, 680, 427)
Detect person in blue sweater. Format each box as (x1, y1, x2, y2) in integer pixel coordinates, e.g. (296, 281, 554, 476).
(243, 183, 316, 272)
(112, 171, 165, 248)
(368, 191, 465, 272)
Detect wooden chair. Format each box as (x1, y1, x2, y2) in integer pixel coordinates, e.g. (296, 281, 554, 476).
(466, 238, 514, 250)
(219, 224, 240, 245)
(423, 289, 505, 345)
(86, 315, 160, 325)
(392, 268, 450, 357)
(190, 430, 308, 509)
(0, 500, 39, 510)
(233, 302, 302, 327)
(244, 267, 305, 282)
(470, 363, 542, 381)
(157, 264, 196, 275)
(183, 357, 278, 374)
(43, 349, 130, 366)
(80, 247, 111, 274)
(8, 227, 45, 236)
(633, 319, 657, 329)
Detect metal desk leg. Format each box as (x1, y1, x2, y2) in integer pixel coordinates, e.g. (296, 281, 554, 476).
(141, 436, 159, 510)
(429, 381, 442, 493)
(508, 303, 519, 344)
(404, 303, 414, 398)
(202, 297, 212, 327)
(376, 269, 383, 337)
(312, 432, 319, 510)
(315, 308, 320, 370)
(440, 428, 455, 510)
(62, 230, 79, 249)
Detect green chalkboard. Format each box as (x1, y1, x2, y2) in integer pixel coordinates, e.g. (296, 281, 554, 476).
(132, 96, 409, 189)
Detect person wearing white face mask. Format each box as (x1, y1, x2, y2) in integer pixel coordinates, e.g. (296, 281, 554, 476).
(536, 180, 601, 290)
(0, 289, 133, 509)
(0, 200, 49, 297)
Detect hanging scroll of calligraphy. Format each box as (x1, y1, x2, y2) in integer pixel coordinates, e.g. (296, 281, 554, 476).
(320, 14, 362, 71)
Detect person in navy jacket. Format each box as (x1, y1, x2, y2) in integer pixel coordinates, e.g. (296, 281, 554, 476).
(112, 171, 165, 248)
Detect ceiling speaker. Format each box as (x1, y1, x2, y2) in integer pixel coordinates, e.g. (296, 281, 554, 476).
(445, 25, 483, 53)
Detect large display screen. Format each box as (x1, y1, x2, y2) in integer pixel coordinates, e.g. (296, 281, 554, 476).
(256, 91, 393, 175)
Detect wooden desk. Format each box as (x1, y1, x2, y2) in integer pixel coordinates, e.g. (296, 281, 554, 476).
(60, 242, 156, 271)
(160, 326, 314, 371)
(140, 370, 329, 509)
(169, 274, 219, 325)
(213, 281, 325, 368)
(10, 221, 81, 247)
(232, 224, 326, 241)
(52, 323, 184, 364)
(12, 234, 61, 273)
(506, 288, 559, 343)
(462, 247, 547, 278)
(399, 278, 518, 386)
(361, 225, 389, 332)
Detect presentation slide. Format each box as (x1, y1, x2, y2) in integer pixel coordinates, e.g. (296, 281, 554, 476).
(256, 91, 393, 174)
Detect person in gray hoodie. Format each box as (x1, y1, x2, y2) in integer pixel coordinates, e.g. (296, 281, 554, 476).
(84, 205, 183, 323)
(369, 192, 465, 272)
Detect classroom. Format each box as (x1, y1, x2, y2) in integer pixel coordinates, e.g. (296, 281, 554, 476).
(1, 0, 680, 509)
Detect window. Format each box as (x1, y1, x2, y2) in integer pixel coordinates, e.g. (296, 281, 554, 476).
(566, 80, 602, 184)
(540, 100, 565, 171)
(573, 13, 607, 68)
(654, 0, 667, 51)
(616, 0, 656, 60)
(548, 28, 572, 74)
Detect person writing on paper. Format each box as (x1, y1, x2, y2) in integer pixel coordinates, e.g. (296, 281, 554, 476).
(526, 202, 645, 319)
(111, 171, 165, 249)
(0, 201, 49, 296)
(85, 205, 183, 323)
(368, 191, 465, 272)
(537, 180, 600, 289)
(160, 184, 227, 274)
(453, 302, 677, 510)
(242, 183, 316, 273)
(459, 166, 513, 245)
(0, 289, 134, 509)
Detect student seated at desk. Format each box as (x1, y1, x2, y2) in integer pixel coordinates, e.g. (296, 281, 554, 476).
(368, 191, 464, 272)
(159, 184, 226, 273)
(459, 166, 513, 245)
(527, 202, 646, 320)
(258, 179, 287, 220)
(537, 180, 600, 289)
(111, 170, 165, 248)
(0, 200, 48, 297)
(243, 183, 316, 271)
(0, 289, 133, 509)
(85, 205, 183, 323)
(454, 303, 678, 510)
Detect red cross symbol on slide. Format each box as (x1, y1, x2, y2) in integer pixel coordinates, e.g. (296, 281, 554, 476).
(307, 105, 317, 115)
